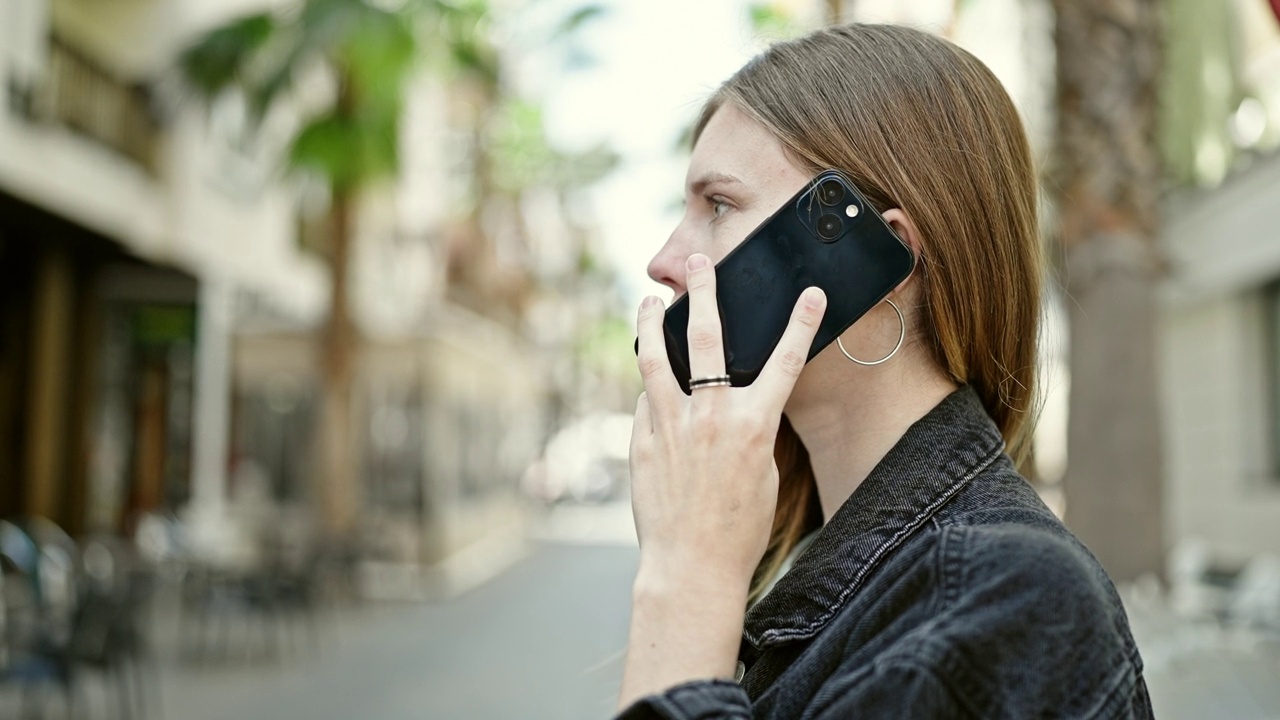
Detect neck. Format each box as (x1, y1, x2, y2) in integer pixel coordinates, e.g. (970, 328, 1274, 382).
(784, 348, 958, 522)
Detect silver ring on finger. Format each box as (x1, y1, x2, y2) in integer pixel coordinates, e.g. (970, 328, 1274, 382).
(689, 374, 732, 390)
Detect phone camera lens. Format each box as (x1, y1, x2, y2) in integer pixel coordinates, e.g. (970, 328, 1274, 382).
(817, 179, 845, 206)
(817, 213, 844, 241)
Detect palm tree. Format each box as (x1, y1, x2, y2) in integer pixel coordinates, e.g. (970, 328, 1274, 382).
(180, 0, 610, 537)
(180, 0, 427, 535)
(1051, 0, 1164, 582)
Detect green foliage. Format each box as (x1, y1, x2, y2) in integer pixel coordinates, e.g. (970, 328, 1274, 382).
(577, 314, 641, 389)
(488, 99, 556, 193)
(487, 97, 619, 195)
(429, 0, 501, 88)
(747, 2, 799, 39)
(289, 111, 400, 189)
(339, 6, 418, 110)
(179, 13, 277, 99)
(1160, 0, 1246, 186)
(179, 0, 618, 198)
(179, 0, 425, 188)
(553, 5, 607, 40)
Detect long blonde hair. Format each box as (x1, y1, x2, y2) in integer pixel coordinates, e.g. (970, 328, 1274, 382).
(693, 24, 1044, 606)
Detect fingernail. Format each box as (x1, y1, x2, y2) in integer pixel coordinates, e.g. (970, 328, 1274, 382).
(642, 295, 659, 309)
(803, 287, 826, 309)
(686, 254, 708, 271)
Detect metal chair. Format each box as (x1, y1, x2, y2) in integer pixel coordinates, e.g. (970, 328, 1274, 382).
(71, 533, 158, 720)
(0, 519, 74, 719)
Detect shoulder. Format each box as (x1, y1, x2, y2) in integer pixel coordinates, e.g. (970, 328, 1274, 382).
(949, 521, 1116, 600)
(907, 522, 1144, 717)
(935, 455, 1125, 615)
(816, 520, 1150, 718)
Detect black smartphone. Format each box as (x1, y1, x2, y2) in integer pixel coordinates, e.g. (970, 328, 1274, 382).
(642, 170, 916, 394)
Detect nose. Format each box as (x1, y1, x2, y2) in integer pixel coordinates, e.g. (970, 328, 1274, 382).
(647, 231, 689, 297)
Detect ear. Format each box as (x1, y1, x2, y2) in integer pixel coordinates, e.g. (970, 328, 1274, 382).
(881, 208, 924, 296)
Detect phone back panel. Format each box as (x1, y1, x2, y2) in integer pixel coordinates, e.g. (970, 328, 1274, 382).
(660, 171, 915, 393)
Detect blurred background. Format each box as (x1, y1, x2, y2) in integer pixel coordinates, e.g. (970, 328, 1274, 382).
(0, 0, 1278, 718)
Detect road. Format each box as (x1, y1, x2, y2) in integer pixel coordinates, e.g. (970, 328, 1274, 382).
(154, 538, 639, 720)
(42, 499, 1280, 720)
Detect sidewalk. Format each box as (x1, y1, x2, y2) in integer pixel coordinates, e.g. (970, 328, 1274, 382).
(10, 502, 1273, 719)
(149, 539, 638, 720)
(1127, 588, 1280, 719)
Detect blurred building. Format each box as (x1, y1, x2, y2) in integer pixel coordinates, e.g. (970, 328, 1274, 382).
(854, 0, 1280, 568)
(0, 0, 608, 587)
(0, 0, 325, 538)
(1157, 0, 1280, 563)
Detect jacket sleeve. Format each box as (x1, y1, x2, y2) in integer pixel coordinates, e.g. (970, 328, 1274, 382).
(811, 660, 964, 719)
(613, 679, 752, 720)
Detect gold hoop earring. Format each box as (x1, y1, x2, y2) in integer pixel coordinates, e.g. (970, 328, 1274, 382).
(837, 298, 905, 366)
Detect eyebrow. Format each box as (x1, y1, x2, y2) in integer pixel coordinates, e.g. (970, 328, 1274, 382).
(688, 171, 744, 195)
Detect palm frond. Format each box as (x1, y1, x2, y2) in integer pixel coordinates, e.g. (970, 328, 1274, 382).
(289, 110, 399, 189)
(179, 13, 277, 99)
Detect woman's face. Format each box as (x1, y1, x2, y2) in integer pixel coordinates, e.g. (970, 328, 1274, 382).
(647, 103, 811, 294)
(647, 102, 918, 401)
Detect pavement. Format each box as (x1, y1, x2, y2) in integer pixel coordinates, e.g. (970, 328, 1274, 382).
(8, 501, 1279, 720)
(149, 540, 639, 720)
(1128, 594, 1280, 720)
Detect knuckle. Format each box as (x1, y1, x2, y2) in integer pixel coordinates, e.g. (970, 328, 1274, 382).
(692, 402, 720, 431)
(753, 417, 776, 441)
(777, 348, 806, 376)
(795, 306, 821, 328)
(688, 325, 721, 352)
(740, 415, 771, 443)
(637, 354, 665, 379)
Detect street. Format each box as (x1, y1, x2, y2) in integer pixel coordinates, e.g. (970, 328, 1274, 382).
(154, 538, 639, 720)
(54, 501, 1275, 720)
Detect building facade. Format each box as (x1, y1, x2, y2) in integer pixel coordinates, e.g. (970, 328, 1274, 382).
(0, 0, 572, 581)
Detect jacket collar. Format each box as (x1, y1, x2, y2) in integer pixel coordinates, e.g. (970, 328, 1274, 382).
(742, 385, 1005, 649)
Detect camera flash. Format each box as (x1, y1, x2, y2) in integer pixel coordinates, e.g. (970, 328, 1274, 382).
(845, 204, 859, 218)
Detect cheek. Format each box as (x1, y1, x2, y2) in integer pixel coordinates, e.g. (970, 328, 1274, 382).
(712, 211, 773, 262)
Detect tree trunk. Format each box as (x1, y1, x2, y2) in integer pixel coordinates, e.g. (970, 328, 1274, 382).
(1052, 0, 1165, 582)
(318, 189, 359, 537)
(825, 0, 844, 25)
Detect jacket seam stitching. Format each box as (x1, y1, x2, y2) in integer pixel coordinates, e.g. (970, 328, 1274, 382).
(759, 437, 1004, 644)
(806, 655, 982, 720)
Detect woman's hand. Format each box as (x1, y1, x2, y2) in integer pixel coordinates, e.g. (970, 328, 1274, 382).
(617, 253, 826, 710)
(630, 252, 828, 590)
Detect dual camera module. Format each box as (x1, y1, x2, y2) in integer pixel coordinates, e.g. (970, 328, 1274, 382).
(812, 178, 858, 242)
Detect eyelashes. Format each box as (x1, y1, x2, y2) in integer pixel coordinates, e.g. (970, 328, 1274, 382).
(706, 195, 732, 220)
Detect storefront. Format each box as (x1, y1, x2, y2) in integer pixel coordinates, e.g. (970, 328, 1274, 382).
(0, 191, 198, 535)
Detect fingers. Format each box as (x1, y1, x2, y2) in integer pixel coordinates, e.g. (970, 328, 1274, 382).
(684, 254, 727, 381)
(756, 287, 827, 408)
(635, 294, 681, 414)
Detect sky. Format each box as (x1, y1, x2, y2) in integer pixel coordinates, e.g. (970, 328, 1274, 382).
(530, 0, 764, 307)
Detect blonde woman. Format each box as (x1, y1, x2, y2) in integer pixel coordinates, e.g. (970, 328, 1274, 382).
(617, 24, 1152, 719)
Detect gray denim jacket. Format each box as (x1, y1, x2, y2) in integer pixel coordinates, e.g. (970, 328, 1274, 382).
(615, 386, 1153, 719)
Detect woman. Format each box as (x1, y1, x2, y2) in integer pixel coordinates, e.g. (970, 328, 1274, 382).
(615, 23, 1152, 719)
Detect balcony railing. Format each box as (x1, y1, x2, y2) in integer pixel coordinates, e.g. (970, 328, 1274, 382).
(22, 35, 161, 174)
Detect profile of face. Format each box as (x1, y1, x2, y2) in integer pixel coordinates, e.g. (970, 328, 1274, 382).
(646, 103, 922, 402)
